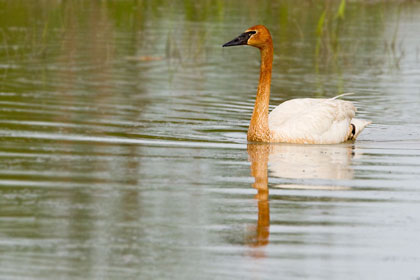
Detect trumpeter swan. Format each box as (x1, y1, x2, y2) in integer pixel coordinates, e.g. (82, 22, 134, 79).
(223, 25, 371, 144)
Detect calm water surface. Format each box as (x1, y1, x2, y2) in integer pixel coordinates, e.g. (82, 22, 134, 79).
(1, 1, 420, 279)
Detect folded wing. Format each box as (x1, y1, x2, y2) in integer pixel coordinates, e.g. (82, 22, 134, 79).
(268, 98, 356, 144)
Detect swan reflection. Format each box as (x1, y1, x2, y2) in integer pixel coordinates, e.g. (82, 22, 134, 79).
(268, 144, 354, 180)
(246, 142, 356, 249)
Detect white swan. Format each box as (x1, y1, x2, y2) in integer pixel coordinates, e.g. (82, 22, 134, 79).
(223, 25, 371, 144)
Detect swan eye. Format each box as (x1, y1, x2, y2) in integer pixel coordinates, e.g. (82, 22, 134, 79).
(244, 31, 256, 40)
(247, 31, 256, 37)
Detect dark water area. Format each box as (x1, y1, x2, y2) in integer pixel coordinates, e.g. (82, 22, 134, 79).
(1, 1, 420, 279)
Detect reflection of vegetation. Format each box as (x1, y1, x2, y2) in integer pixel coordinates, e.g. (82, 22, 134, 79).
(313, 0, 407, 75)
(312, 0, 347, 94)
(384, 5, 405, 69)
(0, 0, 413, 94)
(315, 0, 346, 71)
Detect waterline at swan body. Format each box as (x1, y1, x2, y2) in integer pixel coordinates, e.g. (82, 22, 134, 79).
(223, 25, 371, 144)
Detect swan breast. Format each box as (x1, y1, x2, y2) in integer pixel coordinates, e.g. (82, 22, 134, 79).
(268, 98, 356, 144)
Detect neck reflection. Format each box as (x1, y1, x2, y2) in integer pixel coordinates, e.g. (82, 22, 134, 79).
(246, 142, 356, 250)
(247, 143, 271, 248)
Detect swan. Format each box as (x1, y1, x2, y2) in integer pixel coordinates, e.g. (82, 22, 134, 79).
(223, 25, 371, 144)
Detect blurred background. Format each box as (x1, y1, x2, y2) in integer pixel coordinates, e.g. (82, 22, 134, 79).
(1, 1, 420, 279)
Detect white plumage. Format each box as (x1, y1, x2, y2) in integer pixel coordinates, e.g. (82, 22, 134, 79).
(268, 97, 371, 144)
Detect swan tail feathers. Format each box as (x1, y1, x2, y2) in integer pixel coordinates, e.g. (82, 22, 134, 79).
(349, 119, 372, 140)
(331, 92, 355, 100)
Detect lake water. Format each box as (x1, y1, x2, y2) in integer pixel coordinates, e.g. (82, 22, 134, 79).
(1, 1, 420, 279)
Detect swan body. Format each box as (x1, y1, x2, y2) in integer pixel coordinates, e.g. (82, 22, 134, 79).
(223, 25, 371, 144)
(269, 98, 370, 144)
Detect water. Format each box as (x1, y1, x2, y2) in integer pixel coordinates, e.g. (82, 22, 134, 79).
(1, 1, 420, 279)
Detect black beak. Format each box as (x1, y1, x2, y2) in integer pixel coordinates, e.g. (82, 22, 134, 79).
(222, 31, 256, 47)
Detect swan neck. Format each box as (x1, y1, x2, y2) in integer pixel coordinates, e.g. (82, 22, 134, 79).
(248, 43, 273, 142)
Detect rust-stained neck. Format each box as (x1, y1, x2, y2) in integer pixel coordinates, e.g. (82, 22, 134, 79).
(247, 39, 273, 142)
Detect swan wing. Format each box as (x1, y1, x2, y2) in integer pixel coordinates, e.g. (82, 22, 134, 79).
(268, 98, 356, 144)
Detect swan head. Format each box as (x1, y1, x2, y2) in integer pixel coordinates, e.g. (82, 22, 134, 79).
(222, 25, 272, 49)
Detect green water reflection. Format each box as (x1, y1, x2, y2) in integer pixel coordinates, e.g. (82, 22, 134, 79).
(1, 1, 420, 279)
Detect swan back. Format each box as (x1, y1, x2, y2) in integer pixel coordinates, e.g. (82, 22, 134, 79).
(268, 98, 358, 144)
